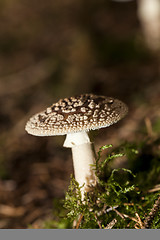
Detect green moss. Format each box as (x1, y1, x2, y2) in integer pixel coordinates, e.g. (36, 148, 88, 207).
(43, 140, 160, 229)
(63, 145, 140, 228)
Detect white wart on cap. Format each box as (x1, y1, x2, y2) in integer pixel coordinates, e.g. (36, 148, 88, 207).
(25, 94, 128, 136)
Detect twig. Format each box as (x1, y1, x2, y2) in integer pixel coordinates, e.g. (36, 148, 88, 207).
(122, 213, 138, 223)
(94, 213, 102, 229)
(144, 195, 160, 228)
(134, 213, 145, 229)
(75, 214, 84, 229)
(148, 184, 160, 193)
(97, 205, 118, 216)
(113, 208, 145, 229)
(105, 218, 117, 229)
(123, 203, 134, 206)
(112, 208, 126, 220)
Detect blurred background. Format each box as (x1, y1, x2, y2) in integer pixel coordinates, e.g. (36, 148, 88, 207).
(0, 0, 160, 228)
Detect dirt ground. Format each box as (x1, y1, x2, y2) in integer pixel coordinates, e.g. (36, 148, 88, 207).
(0, 0, 160, 228)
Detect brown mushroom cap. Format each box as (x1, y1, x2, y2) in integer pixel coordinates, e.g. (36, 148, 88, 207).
(25, 94, 128, 136)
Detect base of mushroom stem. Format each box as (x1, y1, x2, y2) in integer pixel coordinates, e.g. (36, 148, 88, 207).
(79, 180, 97, 201)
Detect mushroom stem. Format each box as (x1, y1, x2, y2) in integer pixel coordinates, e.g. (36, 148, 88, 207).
(137, 0, 160, 51)
(63, 132, 97, 199)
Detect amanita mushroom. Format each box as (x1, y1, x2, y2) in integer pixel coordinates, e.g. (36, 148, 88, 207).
(25, 94, 128, 199)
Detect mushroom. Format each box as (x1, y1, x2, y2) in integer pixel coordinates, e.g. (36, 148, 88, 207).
(25, 94, 128, 199)
(137, 0, 160, 51)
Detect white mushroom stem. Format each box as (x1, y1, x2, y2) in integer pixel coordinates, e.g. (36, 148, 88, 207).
(137, 0, 160, 51)
(63, 131, 96, 199)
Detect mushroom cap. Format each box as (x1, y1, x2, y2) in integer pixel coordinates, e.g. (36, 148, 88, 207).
(25, 94, 128, 136)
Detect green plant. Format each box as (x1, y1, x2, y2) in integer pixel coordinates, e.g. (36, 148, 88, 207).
(64, 145, 142, 229)
(44, 141, 160, 229)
